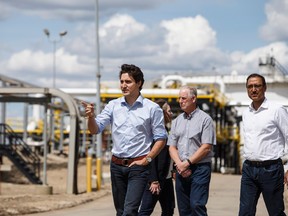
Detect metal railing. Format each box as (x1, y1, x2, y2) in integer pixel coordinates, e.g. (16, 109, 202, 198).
(0, 123, 42, 184)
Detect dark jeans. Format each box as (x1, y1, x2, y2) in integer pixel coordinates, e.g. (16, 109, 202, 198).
(176, 162, 211, 216)
(110, 162, 150, 216)
(239, 160, 286, 216)
(138, 178, 175, 216)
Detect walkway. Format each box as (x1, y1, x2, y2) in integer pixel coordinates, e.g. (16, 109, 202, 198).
(25, 173, 279, 216)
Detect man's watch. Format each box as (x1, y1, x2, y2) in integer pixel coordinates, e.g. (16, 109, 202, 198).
(186, 158, 193, 166)
(146, 156, 152, 163)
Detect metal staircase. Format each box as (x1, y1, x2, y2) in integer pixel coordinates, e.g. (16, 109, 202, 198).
(0, 123, 42, 184)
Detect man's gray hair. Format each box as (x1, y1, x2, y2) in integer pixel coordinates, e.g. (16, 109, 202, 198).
(180, 85, 197, 98)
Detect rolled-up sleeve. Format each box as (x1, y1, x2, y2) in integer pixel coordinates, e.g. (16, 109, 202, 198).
(95, 101, 113, 133)
(151, 105, 167, 141)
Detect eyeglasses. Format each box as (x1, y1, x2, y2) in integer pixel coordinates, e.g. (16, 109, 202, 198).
(246, 84, 263, 90)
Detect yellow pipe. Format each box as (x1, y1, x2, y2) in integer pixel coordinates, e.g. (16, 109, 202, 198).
(86, 157, 92, 193)
(96, 158, 102, 190)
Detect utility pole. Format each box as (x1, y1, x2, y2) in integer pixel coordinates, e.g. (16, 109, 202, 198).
(94, 0, 102, 190)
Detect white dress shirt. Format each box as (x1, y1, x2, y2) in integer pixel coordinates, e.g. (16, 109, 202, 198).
(242, 98, 288, 161)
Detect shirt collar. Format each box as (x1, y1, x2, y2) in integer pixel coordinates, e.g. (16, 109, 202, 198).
(249, 97, 268, 111)
(184, 107, 198, 119)
(120, 94, 143, 107)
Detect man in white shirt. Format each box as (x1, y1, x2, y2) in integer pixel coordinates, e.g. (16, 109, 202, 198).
(239, 73, 288, 216)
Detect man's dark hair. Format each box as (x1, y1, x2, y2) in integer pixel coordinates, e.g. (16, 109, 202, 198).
(246, 73, 266, 87)
(119, 64, 145, 91)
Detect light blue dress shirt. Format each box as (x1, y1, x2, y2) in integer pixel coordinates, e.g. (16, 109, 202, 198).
(95, 94, 167, 158)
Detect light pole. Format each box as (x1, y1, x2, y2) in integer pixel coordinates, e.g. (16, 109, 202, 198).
(95, 0, 102, 190)
(43, 29, 67, 156)
(43, 29, 68, 88)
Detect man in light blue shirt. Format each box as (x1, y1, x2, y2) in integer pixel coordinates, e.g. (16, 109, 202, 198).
(82, 64, 167, 216)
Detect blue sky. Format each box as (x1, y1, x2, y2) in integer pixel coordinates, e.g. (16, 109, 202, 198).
(1, 0, 288, 89)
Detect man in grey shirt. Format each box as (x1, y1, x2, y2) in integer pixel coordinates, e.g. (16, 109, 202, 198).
(168, 85, 216, 216)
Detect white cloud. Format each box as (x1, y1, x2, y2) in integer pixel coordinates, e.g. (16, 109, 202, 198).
(7, 50, 47, 72)
(260, 0, 288, 41)
(101, 14, 147, 45)
(161, 15, 217, 55)
(4, 48, 94, 88)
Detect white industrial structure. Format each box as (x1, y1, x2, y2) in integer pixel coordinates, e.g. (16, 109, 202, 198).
(61, 54, 288, 116)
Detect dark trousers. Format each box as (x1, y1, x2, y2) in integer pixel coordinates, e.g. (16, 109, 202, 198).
(138, 178, 175, 216)
(110, 162, 150, 216)
(239, 160, 286, 216)
(176, 162, 211, 216)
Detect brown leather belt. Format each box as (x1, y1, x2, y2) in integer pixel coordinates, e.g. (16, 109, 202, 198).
(111, 155, 147, 166)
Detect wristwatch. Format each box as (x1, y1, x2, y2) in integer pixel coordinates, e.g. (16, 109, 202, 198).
(146, 156, 152, 163)
(186, 158, 193, 166)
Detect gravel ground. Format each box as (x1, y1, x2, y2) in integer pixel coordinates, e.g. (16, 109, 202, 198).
(0, 154, 111, 216)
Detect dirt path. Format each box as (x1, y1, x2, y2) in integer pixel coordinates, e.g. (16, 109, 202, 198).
(0, 154, 110, 216)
